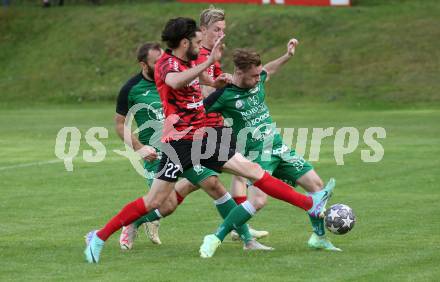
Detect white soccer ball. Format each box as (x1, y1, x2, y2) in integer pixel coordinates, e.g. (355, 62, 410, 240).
(324, 204, 356, 235)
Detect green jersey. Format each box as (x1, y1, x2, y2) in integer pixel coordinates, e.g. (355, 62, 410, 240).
(116, 72, 218, 187)
(205, 70, 313, 184)
(205, 70, 282, 153)
(116, 72, 164, 148)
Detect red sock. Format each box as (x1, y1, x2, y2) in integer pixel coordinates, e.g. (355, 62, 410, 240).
(253, 172, 313, 211)
(233, 196, 247, 205)
(96, 197, 148, 241)
(175, 191, 185, 205)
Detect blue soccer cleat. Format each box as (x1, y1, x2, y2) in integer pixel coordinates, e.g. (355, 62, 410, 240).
(84, 230, 105, 264)
(307, 178, 336, 218)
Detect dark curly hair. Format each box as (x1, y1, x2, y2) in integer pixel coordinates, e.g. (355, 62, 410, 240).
(161, 17, 200, 49)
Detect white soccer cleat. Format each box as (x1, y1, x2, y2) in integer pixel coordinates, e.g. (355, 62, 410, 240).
(231, 225, 269, 241)
(249, 227, 269, 239)
(119, 224, 137, 250)
(243, 239, 274, 251)
(143, 220, 162, 245)
(199, 234, 221, 258)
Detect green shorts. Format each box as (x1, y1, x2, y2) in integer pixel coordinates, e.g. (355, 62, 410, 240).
(250, 143, 313, 187)
(144, 159, 218, 188)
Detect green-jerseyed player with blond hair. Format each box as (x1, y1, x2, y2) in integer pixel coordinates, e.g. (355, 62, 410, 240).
(200, 38, 340, 257)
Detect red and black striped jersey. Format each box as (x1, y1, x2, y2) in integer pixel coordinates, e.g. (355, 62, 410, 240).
(194, 47, 224, 128)
(155, 49, 206, 142)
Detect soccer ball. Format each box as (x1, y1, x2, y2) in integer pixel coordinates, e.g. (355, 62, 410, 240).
(324, 204, 356, 235)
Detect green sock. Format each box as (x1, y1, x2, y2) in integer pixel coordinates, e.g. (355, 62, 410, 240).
(133, 209, 161, 229)
(308, 214, 325, 236)
(215, 202, 254, 242)
(215, 196, 253, 243)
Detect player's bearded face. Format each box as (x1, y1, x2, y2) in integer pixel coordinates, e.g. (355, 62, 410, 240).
(186, 42, 199, 60)
(146, 64, 155, 78)
(186, 32, 202, 60)
(146, 49, 163, 78)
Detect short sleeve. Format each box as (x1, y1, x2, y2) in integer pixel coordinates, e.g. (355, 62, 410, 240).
(115, 85, 130, 116)
(260, 70, 268, 84)
(157, 57, 179, 82)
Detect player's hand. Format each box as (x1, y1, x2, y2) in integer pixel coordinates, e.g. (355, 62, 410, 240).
(287, 38, 299, 57)
(209, 35, 225, 64)
(137, 145, 158, 162)
(213, 73, 232, 88)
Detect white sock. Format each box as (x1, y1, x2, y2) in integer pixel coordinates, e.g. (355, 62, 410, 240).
(242, 200, 257, 216)
(214, 192, 232, 205)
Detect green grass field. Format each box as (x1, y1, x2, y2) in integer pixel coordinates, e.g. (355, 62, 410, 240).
(1, 103, 439, 281)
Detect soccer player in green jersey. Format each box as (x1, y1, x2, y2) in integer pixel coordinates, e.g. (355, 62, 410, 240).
(200, 39, 341, 256)
(198, 6, 269, 240)
(113, 42, 270, 251)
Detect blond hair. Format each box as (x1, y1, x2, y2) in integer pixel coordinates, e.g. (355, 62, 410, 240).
(200, 5, 225, 27)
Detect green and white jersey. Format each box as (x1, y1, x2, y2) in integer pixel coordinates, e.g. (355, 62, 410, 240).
(205, 70, 283, 153)
(116, 72, 164, 148)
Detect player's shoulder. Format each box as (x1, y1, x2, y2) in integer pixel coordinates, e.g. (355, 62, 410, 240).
(120, 73, 143, 94)
(157, 49, 181, 72)
(216, 85, 237, 101)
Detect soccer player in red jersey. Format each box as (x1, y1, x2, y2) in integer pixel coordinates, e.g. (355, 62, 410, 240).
(195, 6, 269, 240)
(115, 43, 270, 251)
(84, 17, 334, 263)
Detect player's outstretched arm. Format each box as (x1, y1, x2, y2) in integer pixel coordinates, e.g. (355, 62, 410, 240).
(166, 36, 226, 90)
(114, 113, 157, 162)
(165, 60, 213, 90)
(263, 38, 299, 81)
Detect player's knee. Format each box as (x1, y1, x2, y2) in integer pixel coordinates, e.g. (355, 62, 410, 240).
(148, 199, 164, 210)
(201, 176, 226, 196)
(205, 176, 222, 189)
(251, 195, 267, 210)
(160, 198, 177, 216)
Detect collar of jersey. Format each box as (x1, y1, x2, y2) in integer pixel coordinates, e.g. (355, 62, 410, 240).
(165, 48, 191, 65)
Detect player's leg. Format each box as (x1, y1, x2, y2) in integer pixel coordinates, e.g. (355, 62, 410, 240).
(85, 146, 188, 263)
(207, 155, 276, 247)
(200, 153, 333, 258)
(230, 176, 269, 240)
(188, 167, 272, 250)
(221, 153, 317, 210)
(297, 172, 340, 251)
(273, 152, 340, 251)
(132, 178, 198, 246)
(231, 175, 247, 205)
(121, 160, 180, 248)
(85, 178, 176, 263)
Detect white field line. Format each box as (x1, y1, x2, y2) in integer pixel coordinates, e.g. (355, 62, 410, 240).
(0, 156, 126, 172)
(0, 159, 63, 171)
